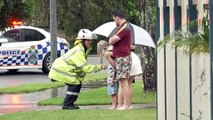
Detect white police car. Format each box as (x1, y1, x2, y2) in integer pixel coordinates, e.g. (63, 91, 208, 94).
(0, 26, 69, 73)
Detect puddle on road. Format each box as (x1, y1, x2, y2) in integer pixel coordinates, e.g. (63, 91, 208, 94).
(0, 87, 67, 105)
(0, 82, 107, 114)
(0, 87, 66, 114)
(0, 82, 107, 105)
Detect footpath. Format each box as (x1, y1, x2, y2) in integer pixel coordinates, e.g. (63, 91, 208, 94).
(33, 103, 156, 111)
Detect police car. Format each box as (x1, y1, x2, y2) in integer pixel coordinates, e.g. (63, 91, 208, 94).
(0, 26, 70, 73)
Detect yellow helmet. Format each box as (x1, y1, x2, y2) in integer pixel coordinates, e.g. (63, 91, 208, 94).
(75, 29, 97, 40)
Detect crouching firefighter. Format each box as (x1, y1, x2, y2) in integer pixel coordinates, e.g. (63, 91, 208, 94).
(48, 29, 107, 110)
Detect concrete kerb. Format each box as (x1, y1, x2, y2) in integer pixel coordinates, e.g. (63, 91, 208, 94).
(34, 103, 156, 111)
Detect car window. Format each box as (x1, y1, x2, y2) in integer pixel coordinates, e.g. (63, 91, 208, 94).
(0, 29, 21, 42)
(22, 29, 45, 41)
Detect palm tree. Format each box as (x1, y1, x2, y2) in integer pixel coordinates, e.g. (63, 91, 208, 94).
(158, 15, 209, 54)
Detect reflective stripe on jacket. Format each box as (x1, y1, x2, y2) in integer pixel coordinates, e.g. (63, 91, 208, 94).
(48, 43, 102, 84)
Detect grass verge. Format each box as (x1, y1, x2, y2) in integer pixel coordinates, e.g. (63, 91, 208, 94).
(0, 108, 156, 120)
(0, 73, 107, 95)
(38, 81, 156, 106)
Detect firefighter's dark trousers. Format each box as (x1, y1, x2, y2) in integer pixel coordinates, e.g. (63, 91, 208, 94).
(63, 83, 82, 107)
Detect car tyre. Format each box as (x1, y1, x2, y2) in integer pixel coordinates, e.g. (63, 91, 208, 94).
(42, 52, 51, 74)
(7, 69, 19, 73)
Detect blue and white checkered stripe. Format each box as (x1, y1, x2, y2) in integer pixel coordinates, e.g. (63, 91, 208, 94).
(57, 42, 69, 55)
(0, 42, 69, 67)
(0, 51, 29, 67)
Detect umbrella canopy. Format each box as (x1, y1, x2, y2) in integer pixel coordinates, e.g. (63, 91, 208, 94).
(93, 22, 156, 48)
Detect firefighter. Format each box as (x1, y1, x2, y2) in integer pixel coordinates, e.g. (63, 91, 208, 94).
(48, 29, 107, 110)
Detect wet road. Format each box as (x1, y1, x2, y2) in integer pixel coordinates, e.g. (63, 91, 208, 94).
(0, 69, 49, 88)
(0, 85, 106, 114)
(0, 55, 108, 88)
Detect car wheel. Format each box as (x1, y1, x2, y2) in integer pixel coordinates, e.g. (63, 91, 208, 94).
(42, 52, 51, 74)
(7, 69, 19, 73)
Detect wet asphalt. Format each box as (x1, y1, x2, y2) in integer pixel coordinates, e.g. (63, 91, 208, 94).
(0, 55, 108, 88)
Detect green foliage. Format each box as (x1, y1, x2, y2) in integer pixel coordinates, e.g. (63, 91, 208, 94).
(26, 0, 49, 27)
(0, 0, 3, 9)
(158, 15, 209, 54)
(55, 0, 141, 52)
(0, 0, 33, 31)
(56, 0, 141, 40)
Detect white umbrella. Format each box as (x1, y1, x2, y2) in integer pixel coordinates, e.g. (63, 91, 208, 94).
(93, 21, 156, 48)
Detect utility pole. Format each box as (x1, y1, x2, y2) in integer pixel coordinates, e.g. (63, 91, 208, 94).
(50, 0, 57, 64)
(209, 0, 213, 119)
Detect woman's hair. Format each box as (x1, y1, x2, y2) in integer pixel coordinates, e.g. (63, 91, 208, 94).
(97, 40, 109, 56)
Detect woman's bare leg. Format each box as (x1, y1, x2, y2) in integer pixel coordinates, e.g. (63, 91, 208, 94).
(117, 83, 124, 108)
(128, 76, 135, 107)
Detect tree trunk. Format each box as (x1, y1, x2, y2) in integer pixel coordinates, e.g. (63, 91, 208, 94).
(140, 0, 157, 92)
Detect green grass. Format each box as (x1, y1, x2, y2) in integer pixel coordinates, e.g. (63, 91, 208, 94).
(0, 82, 65, 95)
(83, 73, 107, 82)
(0, 73, 107, 95)
(38, 81, 156, 106)
(0, 109, 156, 120)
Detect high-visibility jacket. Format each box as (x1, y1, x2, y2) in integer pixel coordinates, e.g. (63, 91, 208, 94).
(48, 43, 102, 85)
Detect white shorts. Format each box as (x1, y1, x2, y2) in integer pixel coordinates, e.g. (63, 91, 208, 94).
(130, 52, 142, 76)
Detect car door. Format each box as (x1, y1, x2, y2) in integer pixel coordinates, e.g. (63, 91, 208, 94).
(0, 29, 22, 59)
(0, 28, 47, 68)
